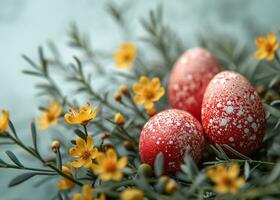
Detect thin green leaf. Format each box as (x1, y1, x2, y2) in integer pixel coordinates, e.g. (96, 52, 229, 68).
(8, 120, 18, 139)
(8, 173, 36, 187)
(31, 122, 38, 152)
(154, 152, 164, 177)
(74, 129, 86, 140)
(223, 144, 251, 160)
(244, 161, 250, 180)
(6, 151, 24, 167)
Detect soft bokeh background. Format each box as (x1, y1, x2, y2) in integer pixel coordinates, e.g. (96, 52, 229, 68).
(0, 0, 280, 199)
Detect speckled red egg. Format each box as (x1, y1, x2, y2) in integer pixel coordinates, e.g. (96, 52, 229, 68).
(202, 71, 266, 156)
(168, 47, 220, 121)
(139, 109, 205, 173)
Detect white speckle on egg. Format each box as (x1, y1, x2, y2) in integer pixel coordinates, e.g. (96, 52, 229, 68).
(221, 118, 228, 126)
(247, 116, 253, 122)
(229, 137, 234, 142)
(226, 106, 234, 114)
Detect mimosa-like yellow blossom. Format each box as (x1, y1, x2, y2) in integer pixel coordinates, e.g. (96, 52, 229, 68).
(207, 163, 245, 194)
(255, 33, 279, 61)
(114, 113, 125, 126)
(114, 42, 136, 69)
(64, 102, 97, 125)
(91, 148, 127, 181)
(0, 110, 9, 133)
(37, 100, 62, 130)
(69, 136, 98, 168)
(133, 76, 165, 109)
(57, 165, 75, 190)
(120, 188, 144, 200)
(73, 184, 105, 200)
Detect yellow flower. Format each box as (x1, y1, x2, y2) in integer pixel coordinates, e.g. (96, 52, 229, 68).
(120, 188, 144, 200)
(114, 113, 125, 126)
(64, 102, 98, 125)
(255, 32, 279, 61)
(133, 76, 165, 109)
(73, 184, 106, 200)
(37, 100, 62, 130)
(0, 110, 9, 133)
(207, 163, 245, 194)
(91, 148, 127, 181)
(57, 165, 75, 190)
(114, 42, 136, 69)
(69, 136, 98, 168)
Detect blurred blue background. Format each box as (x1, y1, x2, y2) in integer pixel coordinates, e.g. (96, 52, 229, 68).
(0, 0, 280, 199)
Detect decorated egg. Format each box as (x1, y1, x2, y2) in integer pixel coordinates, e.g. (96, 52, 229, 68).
(201, 71, 266, 156)
(168, 47, 220, 121)
(139, 109, 205, 173)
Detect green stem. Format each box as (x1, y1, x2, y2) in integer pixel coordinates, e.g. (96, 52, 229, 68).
(83, 125, 88, 139)
(204, 159, 275, 166)
(3, 165, 55, 173)
(127, 95, 148, 121)
(7, 133, 83, 186)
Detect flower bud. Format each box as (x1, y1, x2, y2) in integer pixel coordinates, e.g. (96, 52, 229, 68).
(146, 106, 157, 117)
(114, 112, 125, 127)
(51, 140, 60, 153)
(137, 163, 153, 177)
(120, 85, 130, 97)
(155, 176, 169, 193)
(123, 140, 134, 151)
(256, 86, 267, 97)
(114, 91, 122, 102)
(165, 179, 177, 194)
(100, 132, 110, 140)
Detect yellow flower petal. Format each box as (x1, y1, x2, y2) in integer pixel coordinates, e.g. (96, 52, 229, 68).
(90, 148, 98, 159)
(140, 76, 149, 85)
(64, 113, 77, 124)
(100, 172, 112, 181)
(134, 95, 145, 104)
(69, 147, 82, 157)
(86, 136, 94, 149)
(255, 37, 265, 47)
(0, 110, 9, 133)
(255, 49, 267, 59)
(96, 152, 106, 163)
(82, 184, 92, 199)
(144, 101, 154, 109)
(117, 157, 128, 169)
(133, 83, 142, 94)
(121, 188, 144, 200)
(228, 163, 239, 178)
(91, 164, 103, 173)
(76, 137, 86, 148)
(70, 159, 85, 168)
(152, 87, 165, 101)
(111, 171, 123, 180)
(267, 32, 277, 44)
(267, 52, 275, 61)
(73, 194, 83, 200)
(106, 149, 117, 162)
(151, 77, 160, 90)
(83, 159, 93, 168)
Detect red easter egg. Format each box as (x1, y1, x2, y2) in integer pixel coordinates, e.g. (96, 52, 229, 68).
(168, 47, 220, 121)
(201, 71, 266, 156)
(139, 109, 205, 173)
